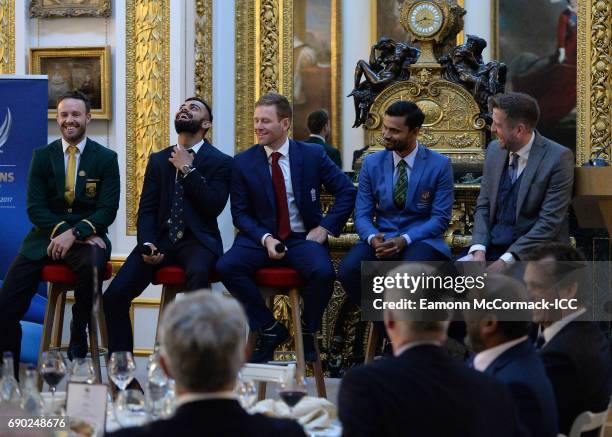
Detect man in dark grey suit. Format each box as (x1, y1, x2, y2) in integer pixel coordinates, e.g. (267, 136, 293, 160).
(465, 92, 574, 272)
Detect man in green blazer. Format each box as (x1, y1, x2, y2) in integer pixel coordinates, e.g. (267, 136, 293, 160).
(306, 109, 342, 168)
(0, 91, 120, 372)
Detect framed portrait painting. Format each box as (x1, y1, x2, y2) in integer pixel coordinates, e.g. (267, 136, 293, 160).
(29, 0, 112, 18)
(29, 46, 111, 119)
(492, 0, 577, 152)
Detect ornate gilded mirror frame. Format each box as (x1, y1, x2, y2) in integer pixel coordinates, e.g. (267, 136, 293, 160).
(491, 0, 610, 164)
(0, 0, 15, 74)
(126, 0, 213, 235)
(234, 0, 343, 153)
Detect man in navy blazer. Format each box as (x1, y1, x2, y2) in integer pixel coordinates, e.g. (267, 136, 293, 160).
(216, 92, 356, 363)
(103, 97, 232, 356)
(338, 100, 454, 307)
(524, 243, 611, 437)
(465, 274, 558, 437)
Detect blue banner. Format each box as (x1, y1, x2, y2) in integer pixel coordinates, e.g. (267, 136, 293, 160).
(0, 76, 48, 278)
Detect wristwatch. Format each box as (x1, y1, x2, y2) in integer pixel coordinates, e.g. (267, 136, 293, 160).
(72, 227, 82, 239)
(181, 164, 194, 175)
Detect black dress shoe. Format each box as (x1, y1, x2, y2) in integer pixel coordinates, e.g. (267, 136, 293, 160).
(67, 321, 88, 361)
(302, 332, 318, 363)
(249, 322, 290, 363)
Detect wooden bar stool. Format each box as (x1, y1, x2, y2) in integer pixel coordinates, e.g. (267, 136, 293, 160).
(38, 262, 112, 389)
(153, 266, 220, 341)
(253, 267, 327, 399)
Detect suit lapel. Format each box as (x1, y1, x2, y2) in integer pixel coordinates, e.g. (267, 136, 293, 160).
(50, 140, 65, 201)
(406, 145, 427, 208)
(383, 151, 394, 208)
(193, 140, 209, 169)
(489, 145, 508, 221)
(75, 139, 96, 198)
(252, 145, 276, 209)
(516, 133, 546, 218)
(289, 140, 303, 206)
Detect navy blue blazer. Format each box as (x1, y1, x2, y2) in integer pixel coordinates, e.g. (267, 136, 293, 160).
(339, 345, 522, 437)
(484, 339, 558, 437)
(230, 139, 356, 244)
(136, 140, 233, 256)
(540, 321, 612, 436)
(355, 146, 454, 257)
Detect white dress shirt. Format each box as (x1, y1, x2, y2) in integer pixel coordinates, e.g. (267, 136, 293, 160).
(309, 134, 326, 143)
(175, 139, 204, 179)
(367, 144, 419, 246)
(261, 138, 306, 245)
(472, 336, 529, 372)
(61, 137, 87, 187)
(468, 132, 535, 264)
(542, 307, 586, 345)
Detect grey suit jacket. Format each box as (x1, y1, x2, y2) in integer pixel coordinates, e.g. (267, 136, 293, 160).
(471, 131, 574, 259)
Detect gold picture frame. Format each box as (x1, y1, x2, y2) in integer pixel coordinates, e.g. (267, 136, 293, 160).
(29, 46, 111, 120)
(234, 0, 343, 154)
(29, 0, 111, 18)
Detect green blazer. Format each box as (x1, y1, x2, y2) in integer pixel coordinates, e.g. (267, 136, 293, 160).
(20, 138, 120, 261)
(307, 135, 342, 168)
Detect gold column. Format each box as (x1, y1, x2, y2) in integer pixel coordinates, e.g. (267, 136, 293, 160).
(194, 0, 213, 105)
(577, 0, 611, 163)
(235, 0, 293, 152)
(0, 0, 15, 74)
(125, 0, 170, 235)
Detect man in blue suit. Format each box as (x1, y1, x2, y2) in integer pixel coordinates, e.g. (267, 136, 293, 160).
(338, 100, 454, 307)
(466, 274, 558, 437)
(216, 92, 356, 363)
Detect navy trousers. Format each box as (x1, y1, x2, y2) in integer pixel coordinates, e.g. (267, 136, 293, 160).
(338, 240, 449, 307)
(216, 233, 335, 332)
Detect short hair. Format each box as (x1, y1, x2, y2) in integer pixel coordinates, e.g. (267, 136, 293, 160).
(488, 92, 540, 129)
(255, 92, 292, 120)
(526, 243, 588, 298)
(185, 96, 213, 123)
(466, 274, 532, 341)
(57, 91, 91, 114)
(307, 109, 329, 134)
(385, 100, 425, 130)
(159, 291, 247, 392)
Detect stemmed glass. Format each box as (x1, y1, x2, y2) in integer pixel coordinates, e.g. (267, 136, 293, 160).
(108, 352, 136, 391)
(278, 375, 307, 416)
(115, 389, 148, 428)
(39, 351, 67, 400)
(70, 357, 96, 384)
(235, 372, 257, 410)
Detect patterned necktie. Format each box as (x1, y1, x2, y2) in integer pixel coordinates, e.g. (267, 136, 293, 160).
(509, 153, 519, 184)
(393, 159, 408, 209)
(271, 152, 291, 240)
(168, 149, 195, 243)
(64, 145, 78, 205)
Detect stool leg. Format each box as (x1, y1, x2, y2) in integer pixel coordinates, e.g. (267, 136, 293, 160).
(38, 284, 62, 391)
(97, 300, 109, 353)
(312, 336, 327, 398)
(52, 289, 67, 349)
(365, 321, 379, 364)
(155, 285, 182, 342)
(289, 288, 306, 381)
(257, 381, 267, 402)
(89, 313, 102, 383)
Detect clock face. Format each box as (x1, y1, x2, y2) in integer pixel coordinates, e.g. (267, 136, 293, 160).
(408, 1, 443, 37)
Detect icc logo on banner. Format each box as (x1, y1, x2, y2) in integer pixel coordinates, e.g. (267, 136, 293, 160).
(0, 107, 11, 153)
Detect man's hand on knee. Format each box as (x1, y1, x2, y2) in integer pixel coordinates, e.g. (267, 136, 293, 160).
(47, 229, 77, 260)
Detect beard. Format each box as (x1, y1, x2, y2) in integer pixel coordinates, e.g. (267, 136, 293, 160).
(174, 118, 202, 134)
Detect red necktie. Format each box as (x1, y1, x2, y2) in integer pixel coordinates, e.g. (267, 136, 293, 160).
(271, 152, 291, 240)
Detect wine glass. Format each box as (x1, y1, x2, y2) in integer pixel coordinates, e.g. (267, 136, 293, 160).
(70, 358, 96, 384)
(278, 375, 307, 416)
(235, 372, 257, 410)
(39, 351, 67, 400)
(108, 352, 136, 391)
(115, 389, 148, 428)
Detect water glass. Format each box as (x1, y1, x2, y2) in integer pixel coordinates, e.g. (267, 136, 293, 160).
(115, 389, 148, 428)
(108, 352, 136, 391)
(70, 358, 96, 384)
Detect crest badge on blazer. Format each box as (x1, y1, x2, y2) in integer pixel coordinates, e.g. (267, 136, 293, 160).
(85, 179, 99, 198)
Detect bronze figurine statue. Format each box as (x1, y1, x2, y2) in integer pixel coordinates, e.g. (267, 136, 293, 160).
(349, 38, 420, 128)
